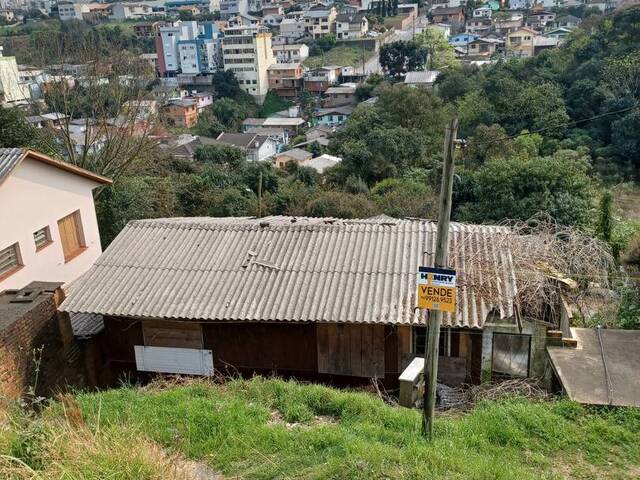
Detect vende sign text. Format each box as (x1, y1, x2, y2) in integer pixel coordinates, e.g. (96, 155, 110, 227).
(416, 266, 457, 313)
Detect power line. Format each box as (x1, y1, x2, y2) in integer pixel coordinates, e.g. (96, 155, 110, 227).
(459, 102, 640, 147)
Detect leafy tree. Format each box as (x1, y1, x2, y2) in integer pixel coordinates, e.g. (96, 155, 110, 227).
(415, 28, 458, 70)
(305, 191, 375, 218)
(379, 41, 428, 78)
(195, 144, 245, 168)
(96, 176, 178, 246)
(611, 110, 640, 175)
(212, 70, 242, 98)
(435, 65, 480, 102)
(370, 177, 435, 218)
(210, 97, 250, 131)
(457, 149, 595, 227)
(194, 109, 225, 138)
(316, 34, 337, 52)
(0, 107, 37, 148)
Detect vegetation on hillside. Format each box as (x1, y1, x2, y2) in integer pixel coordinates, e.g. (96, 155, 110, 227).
(1, 378, 639, 479)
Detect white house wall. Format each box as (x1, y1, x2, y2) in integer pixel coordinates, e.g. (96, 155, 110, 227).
(0, 158, 103, 290)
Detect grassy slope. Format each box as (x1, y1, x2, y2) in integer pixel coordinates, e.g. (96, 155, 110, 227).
(3, 378, 639, 479)
(303, 46, 374, 69)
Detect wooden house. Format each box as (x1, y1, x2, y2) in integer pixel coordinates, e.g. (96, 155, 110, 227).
(60, 216, 559, 389)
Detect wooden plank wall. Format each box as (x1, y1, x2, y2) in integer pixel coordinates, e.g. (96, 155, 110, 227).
(203, 323, 318, 373)
(142, 320, 203, 348)
(317, 324, 385, 378)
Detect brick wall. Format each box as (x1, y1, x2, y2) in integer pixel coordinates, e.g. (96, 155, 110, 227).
(0, 282, 87, 400)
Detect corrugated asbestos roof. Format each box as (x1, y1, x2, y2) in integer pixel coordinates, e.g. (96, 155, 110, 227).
(0, 148, 24, 184)
(60, 216, 517, 328)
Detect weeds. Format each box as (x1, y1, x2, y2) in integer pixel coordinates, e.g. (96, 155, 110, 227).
(1, 377, 639, 479)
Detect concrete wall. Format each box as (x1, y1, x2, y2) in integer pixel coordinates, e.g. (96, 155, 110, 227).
(480, 317, 549, 382)
(0, 157, 103, 291)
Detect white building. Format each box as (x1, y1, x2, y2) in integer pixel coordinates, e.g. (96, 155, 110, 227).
(57, 1, 83, 20)
(272, 43, 309, 63)
(0, 48, 29, 104)
(219, 0, 247, 20)
(0, 148, 111, 291)
(473, 6, 492, 17)
(278, 18, 305, 40)
(110, 2, 165, 20)
(335, 13, 368, 39)
(215, 133, 278, 161)
(303, 5, 337, 39)
(222, 25, 274, 103)
(157, 21, 222, 76)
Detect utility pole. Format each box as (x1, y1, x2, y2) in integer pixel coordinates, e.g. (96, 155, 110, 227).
(422, 118, 458, 440)
(258, 171, 263, 218)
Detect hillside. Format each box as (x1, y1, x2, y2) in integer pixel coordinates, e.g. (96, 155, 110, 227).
(2, 378, 639, 479)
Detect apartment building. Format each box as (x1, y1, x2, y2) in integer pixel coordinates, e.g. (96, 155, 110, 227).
(222, 25, 275, 103)
(219, 0, 247, 20)
(303, 5, 337, 39)
(267, 63, 304, 99)
(156, 21, 223, 77)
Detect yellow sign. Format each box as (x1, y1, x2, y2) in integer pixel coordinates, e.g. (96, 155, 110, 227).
(417, 266, 457, 313)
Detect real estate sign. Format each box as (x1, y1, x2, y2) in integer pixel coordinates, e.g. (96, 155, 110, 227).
(416, 266, 457, 313)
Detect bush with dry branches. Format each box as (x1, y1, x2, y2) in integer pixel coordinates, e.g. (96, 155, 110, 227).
(453, 214, 616, 327)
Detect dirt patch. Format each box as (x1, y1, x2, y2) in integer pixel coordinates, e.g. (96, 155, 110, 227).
(174, 458, 225, 480)
(267, 410, 338, 430)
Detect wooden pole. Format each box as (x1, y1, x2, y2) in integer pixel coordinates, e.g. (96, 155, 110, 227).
(422, 118, 458, 439)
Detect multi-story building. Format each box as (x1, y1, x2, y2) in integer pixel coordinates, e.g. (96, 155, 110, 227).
(177, 23, 223, 74)
(335, 13, 368, 39)
(222, 25, 274, 102)
(303, 66, 340, 93)
(267, 63, 304, 99)
(303, 5, 337, 39)
(163, 98, 199, 127)
(156, 21, 223, 77)
(278, 18, 305, 40)
(0, 47, 29, 104)
(272, 43, 309, 63)
(219, 0, 247, 20)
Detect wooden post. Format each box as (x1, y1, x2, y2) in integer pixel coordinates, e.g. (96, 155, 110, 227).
(422, 118, 458, 439)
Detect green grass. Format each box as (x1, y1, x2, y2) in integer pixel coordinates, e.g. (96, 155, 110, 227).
(3, 378, 637, 479)
(303, 45, 374, 69)
(259, 90, 293, 117)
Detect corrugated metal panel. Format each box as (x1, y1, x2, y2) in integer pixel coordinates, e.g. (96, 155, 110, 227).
(134, 345, 214, 375)
(0, 148, 26, 184)
(70, 313, 104, 339)
(61, 216, 517, 328)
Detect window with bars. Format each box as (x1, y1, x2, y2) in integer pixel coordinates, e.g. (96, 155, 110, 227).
(33, 226, 52, 251)
(0, 243, 22, 279)
(57, 210, 86, 262)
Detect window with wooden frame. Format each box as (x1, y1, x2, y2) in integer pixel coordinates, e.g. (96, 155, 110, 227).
(33, 226, 52, 251)
(0, 243, 22, 280)
(57, 210, 86, 262)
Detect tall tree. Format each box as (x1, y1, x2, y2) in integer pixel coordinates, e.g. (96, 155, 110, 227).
(379, 41, 428, 78)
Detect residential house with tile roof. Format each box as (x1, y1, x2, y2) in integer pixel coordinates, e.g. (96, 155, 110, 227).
(0, 148, 111, 290)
